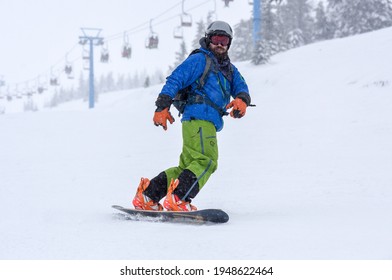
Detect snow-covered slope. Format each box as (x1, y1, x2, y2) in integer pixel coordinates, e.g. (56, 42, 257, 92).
(1, 27, 392, 260)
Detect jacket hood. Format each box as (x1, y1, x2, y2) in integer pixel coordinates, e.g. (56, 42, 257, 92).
(199, 37, 208, 49)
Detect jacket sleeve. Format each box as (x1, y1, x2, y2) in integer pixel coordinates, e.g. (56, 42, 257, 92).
(159, 53, 206, 99)
(231, 65, 251, 105)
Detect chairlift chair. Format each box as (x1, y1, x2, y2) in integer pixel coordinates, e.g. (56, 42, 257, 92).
(79, 38, 88, 45)
(101, 43, 110, 62)
(173, 26, 184, 39)
(50, 77, 59, 86)
(65, 64, 72, 74)
(65, 65, 74, 79)
(82, 46, 90, 60)
(146, 33, 159, 49)
(121, 33, 132, 58)
(101, 51, 110, 62)
(121, 44, 132, 59)
(26, 89, 35, 97)
(145, 19, 159, 49)
(180, 0, 193, 27)
(181, 13, 192, 27)
(83, 59, 90, 71)
(223, 0, 233, 7)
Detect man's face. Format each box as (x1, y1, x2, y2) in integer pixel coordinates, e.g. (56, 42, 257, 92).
(209, 35, 230, 55)
(209, 43, 228, 56)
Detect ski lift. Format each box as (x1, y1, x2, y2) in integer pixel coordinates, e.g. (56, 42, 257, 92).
(121, 33, 132, 59)
(82, 46, 89, 60)
(65, 64, 72, 75)
(79, 38, 88, 45)
(25, 88, 35, 97)
(223, 0, 233, 7)
(180, 0, 192, 27)
(83, 59, 90, 71)
(67, 72, 74, 80)
(101, 42, 110, 63)
(49, 71, 59, 86)
(101, 48, 109, 62)
(64, 54, 73, 77)
(173, 26, 184, 39)
(181, 13, 192, 27)
(37, 86, 45, 94)
(64, 63, 74, 79)
(122, 45, 131, 58)
(36, 76, 46, 94)
(50, 77, 59, 86)
(145, 19, 159, 49)
(82, 46, 90, 70)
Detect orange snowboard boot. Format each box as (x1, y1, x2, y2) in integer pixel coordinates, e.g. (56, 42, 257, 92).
(163, 179, 197, 211)
(132, 178, 163, 211)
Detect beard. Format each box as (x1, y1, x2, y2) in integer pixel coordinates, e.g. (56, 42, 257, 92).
(211, 47, 229, 63)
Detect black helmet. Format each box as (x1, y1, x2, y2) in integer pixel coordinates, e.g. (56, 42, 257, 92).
(205, 20, 233, 38)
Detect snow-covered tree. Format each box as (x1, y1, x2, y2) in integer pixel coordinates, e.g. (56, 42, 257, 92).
(172, 40, 188, 69)
(144, 76, 150, 88)
(192, 19, 206, 50)
(327, 0, 392, 38)
(231, 20, 253, 61)
(314, 2, 333, 41)
(280, 0, 314, 47)
(252, 40, 270, 65)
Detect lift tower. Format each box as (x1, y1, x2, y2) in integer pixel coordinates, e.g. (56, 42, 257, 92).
(252, 0, 261, 50)
(79, 28, 104, 109)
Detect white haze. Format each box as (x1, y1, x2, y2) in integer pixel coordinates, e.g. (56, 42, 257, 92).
(1, 26, 392, 259)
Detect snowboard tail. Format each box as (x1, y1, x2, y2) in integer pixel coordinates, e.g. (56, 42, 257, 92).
(112, 205, 229, 224)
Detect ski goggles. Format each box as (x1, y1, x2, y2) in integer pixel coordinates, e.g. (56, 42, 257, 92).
(210, 35, 230, 46)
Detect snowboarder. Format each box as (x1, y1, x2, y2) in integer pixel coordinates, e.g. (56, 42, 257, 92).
(132, 21, 251, 211)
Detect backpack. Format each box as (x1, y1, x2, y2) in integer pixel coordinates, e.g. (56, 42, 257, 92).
(172, 50, 212, 116)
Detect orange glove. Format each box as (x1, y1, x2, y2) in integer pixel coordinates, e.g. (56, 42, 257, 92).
(226, 98, 247, 118)
(153, 108, 175, 130)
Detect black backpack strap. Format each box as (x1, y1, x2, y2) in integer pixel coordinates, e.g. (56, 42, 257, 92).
(191, 54, 228, 117)
(173, 50, 228, 117)
(197, 54, 212, 89)
(188, 94, 229, 117)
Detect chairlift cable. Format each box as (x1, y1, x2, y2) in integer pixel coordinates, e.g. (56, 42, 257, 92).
(7, 0, 214, 91)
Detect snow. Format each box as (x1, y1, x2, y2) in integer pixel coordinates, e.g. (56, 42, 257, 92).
(1, 27, 392, 260)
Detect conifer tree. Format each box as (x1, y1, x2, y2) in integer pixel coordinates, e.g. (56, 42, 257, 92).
(280, 0, 314, 48)
(173, 40, 188, 69)
(314, 2, 332, 41)
(192, 19, 206, 50)
(231, 20, 253, 61)
(327, 0, 392, 38)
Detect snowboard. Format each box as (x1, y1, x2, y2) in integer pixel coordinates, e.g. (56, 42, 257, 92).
(112, 205, 229, 224)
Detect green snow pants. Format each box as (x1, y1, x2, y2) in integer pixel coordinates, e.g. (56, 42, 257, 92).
(164, 120, 218, 190)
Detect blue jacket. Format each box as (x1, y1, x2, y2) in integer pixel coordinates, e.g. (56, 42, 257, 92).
(159, 47, 250, 132)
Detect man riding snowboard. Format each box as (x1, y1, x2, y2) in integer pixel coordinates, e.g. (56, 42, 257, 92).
(132, 20, 251, 211)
